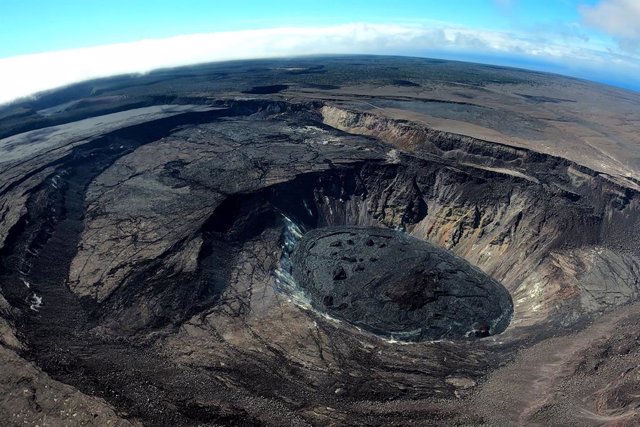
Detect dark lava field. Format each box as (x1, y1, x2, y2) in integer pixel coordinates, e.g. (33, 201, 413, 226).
(1, 56, 640, 426)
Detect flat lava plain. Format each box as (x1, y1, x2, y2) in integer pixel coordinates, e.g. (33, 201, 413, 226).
(291, 226, 512, 341)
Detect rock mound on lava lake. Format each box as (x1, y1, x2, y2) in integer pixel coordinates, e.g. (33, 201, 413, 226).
(292, 226, 513, 340)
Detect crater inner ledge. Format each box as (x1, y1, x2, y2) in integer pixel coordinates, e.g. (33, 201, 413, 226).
(291, 226, 513, 341)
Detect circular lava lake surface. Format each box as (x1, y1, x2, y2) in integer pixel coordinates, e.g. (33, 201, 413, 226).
(291, 226, 513, 341)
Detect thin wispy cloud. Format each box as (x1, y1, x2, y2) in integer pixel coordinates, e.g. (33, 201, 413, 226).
(0, 21, 638, 104)
(493, 0, 516, 11)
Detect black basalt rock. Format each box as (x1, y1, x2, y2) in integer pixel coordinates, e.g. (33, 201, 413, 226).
(291, 226, 513, 341)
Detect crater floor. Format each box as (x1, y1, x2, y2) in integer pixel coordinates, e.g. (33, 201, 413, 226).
(1, 56, 640, 426)
(291, 226, 513, 340)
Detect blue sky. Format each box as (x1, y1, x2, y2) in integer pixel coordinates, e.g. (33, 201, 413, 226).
(1, 0, 639, 103)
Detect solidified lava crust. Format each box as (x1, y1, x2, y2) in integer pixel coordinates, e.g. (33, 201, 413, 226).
(292, 226, 513, 340)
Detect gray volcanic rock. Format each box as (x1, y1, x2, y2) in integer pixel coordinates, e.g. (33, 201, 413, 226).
(291, 226, 513, 340)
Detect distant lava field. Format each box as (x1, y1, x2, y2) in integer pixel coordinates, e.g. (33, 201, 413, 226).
(1, 56, 640, 426)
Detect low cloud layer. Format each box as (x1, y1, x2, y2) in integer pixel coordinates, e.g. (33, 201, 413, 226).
(1, 22, 639, 104)
(580, 0, 640, 52)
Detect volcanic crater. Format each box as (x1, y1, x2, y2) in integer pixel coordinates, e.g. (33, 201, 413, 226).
(1, 56, 640, 426)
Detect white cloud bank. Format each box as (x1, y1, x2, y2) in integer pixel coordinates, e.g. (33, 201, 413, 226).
(580, 0, 640, 52)
(1, 22, 639, 104)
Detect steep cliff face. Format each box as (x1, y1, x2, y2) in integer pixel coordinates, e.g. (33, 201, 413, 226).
(322, 105, 640, 329)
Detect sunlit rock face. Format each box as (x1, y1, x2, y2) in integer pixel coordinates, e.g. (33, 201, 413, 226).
(292, 226, 513, 340)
